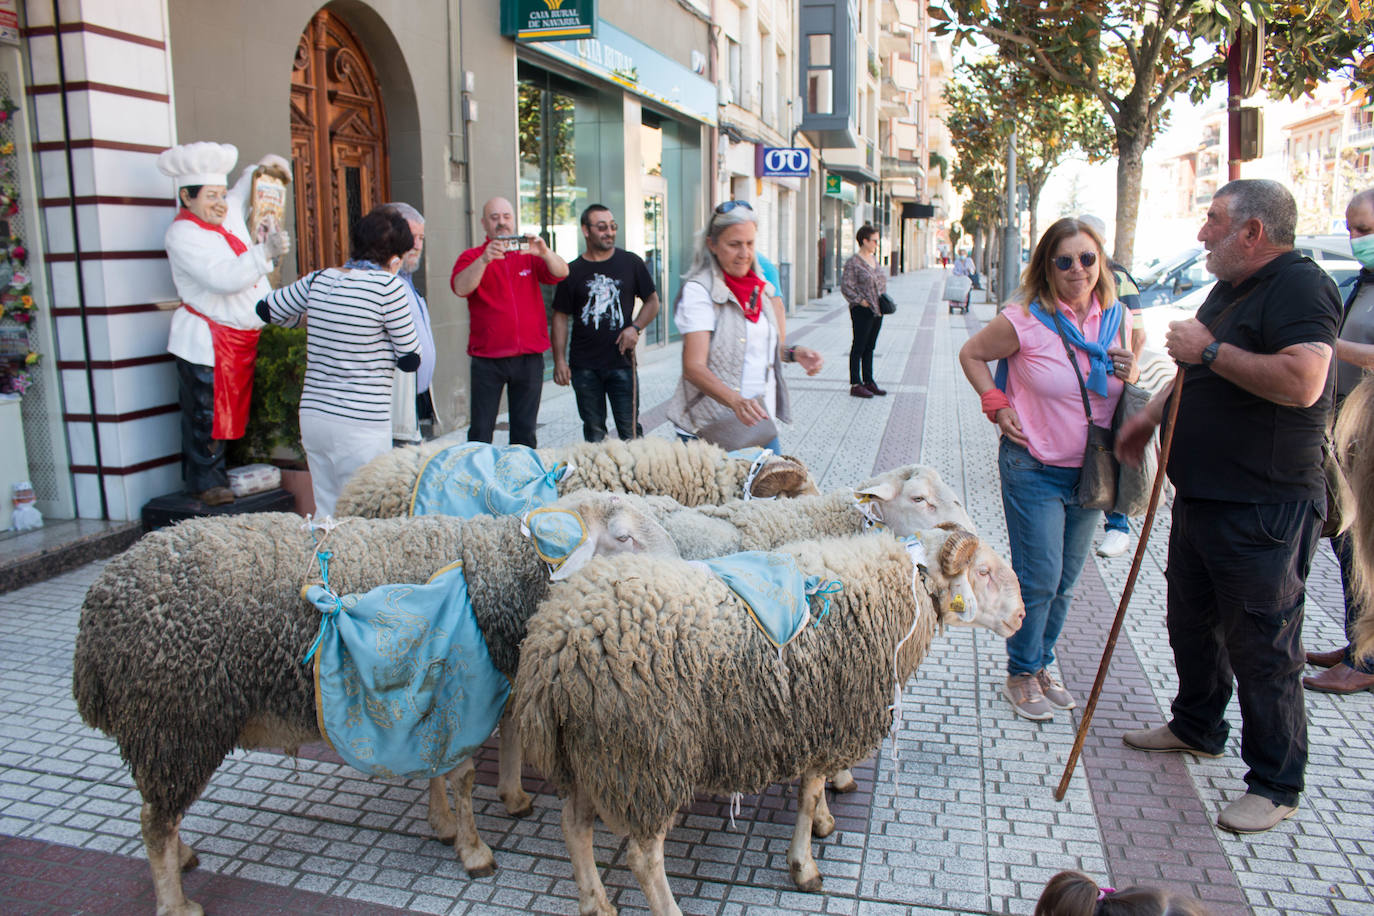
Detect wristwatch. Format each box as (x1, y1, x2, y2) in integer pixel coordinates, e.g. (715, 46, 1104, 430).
(1201, 340, 1221, 367)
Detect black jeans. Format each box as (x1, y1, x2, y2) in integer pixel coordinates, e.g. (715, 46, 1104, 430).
(174, 356, 226, 493)
(1329, 532, 1374, 673)
(571, 366, 640, 442)
(468, 353, 545, 448)
(848, 305, 882, 385)
(1165, 496, 1321, 806)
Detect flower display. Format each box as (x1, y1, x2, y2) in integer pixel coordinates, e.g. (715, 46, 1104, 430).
(0, 94, 37, 397)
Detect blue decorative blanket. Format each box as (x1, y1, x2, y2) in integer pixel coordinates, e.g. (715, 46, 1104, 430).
(693, 551, 840, 651)
(410, 442, 566, 518)
(308, 562, 509, 780)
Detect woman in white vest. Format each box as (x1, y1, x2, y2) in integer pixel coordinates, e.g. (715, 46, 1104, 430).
(665, 201, 822, 452)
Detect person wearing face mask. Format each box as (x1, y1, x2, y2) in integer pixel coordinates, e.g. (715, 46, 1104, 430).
(256, 206, 420, 517)
(1304, 187, 1374, 695)
(158, 142, 292, 507)
(665, 200, 823, 453)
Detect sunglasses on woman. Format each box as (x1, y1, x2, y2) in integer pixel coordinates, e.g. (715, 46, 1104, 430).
(715, 199, 754, 215)
(1053, 252, 1098, 271)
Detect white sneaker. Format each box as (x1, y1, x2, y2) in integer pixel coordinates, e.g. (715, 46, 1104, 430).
(1097, 529, 1130, 557)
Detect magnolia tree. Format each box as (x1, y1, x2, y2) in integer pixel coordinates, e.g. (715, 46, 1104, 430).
(932, 0, 1374, 268)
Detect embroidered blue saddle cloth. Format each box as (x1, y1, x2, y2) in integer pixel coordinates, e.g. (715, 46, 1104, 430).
(695, 550, 829, 650)
(411, 442, 565, 518)
(307, 562, 509, 779)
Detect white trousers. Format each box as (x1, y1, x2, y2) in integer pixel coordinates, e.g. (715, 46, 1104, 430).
(300, 412, 392, 518)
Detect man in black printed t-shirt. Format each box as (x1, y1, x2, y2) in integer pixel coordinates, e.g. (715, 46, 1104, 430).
(1115, 179, 1341, 835)
(552, 204, 661, 441)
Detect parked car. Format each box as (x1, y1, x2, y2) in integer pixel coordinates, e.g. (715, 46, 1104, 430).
(1131, 235, 1354, 313)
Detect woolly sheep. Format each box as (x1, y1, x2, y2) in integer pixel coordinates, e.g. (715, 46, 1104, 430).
(335, 435, 818, 518)
(72, 492, 678, 916)
(514, 529, 1025, 916)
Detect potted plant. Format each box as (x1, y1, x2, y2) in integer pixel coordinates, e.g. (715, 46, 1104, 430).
(226, 324, 312, 513)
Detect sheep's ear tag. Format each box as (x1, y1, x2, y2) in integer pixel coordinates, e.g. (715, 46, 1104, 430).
(522, 507, 590, 580)
(852, 490, 886, 528)
(950, 576, 978, 623)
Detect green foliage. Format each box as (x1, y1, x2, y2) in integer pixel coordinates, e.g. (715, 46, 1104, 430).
(928, 150, 949, 179)
(226, 324, 307, 466)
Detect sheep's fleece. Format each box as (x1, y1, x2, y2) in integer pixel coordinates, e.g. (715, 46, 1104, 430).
(71, 496, 670, 819)
(514, 532, 940, 838)
(335, 436, 814, 518)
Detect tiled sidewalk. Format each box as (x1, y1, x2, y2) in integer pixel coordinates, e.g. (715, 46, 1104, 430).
(1, 269, 1371, 915)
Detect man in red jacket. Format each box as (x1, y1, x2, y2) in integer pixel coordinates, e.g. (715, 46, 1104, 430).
(451, 197, 568, 447)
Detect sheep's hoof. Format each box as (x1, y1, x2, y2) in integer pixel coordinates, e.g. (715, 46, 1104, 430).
(460, 843, 497, 878)
(180, 852, 200, 872)
(791, 867, 823, 894)
(502, 793, 534, 818)
(579, 901, 616, 916)
(156, 901, 204, 916)
(812, 812, 835, 838)
(435, 834, 456, 847)
(465, 861, 497, 879)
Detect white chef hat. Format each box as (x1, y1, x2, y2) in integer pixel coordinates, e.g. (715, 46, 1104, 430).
(156, 141, 238, 189)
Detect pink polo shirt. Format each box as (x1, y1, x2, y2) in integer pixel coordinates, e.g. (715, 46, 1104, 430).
(1002, 300, 1124, 467)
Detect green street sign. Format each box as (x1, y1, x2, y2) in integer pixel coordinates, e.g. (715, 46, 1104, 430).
(500, 0, 597, 42)
(825, 174, 842, 196)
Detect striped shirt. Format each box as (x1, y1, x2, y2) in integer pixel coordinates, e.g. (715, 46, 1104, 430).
(262, 268, 419, 426)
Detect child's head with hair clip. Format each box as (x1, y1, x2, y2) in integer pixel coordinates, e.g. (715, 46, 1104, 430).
(1036, 871, 1212, 916)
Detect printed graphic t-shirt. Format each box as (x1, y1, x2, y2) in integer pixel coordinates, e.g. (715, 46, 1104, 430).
(552, 249, 656, 371)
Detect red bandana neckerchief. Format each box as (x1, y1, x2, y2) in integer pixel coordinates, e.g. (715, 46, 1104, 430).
(174, 208, 248, 256)
(721, 270, 767, 323)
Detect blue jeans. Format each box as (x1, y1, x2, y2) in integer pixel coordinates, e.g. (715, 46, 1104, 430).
(677, 431, 783, 454)
(570, 366, 641, 442)
(998, 439, 1102, 676)
(1103, 511, 1129, 534)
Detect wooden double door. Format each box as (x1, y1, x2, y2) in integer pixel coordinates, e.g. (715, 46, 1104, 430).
(290, 10, 390, 273)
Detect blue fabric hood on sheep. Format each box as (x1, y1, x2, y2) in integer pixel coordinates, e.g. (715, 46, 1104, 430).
(307, 562, 509, 780)
(410, 442, 567, 517)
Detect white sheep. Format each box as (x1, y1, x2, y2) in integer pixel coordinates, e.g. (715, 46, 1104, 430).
(514, 528, 1025, 916)
(71, 492, 677, 916)
(336, 436, 818, 518)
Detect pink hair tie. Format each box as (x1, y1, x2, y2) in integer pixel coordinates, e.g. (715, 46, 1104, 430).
(1097, 887, 1116, 900)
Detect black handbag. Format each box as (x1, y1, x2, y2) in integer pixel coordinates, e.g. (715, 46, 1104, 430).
(1050, 313, 1118, 511)
(878, 292, 897, 315)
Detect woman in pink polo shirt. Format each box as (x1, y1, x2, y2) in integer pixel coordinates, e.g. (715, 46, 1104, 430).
(959, 218, 1139, 722)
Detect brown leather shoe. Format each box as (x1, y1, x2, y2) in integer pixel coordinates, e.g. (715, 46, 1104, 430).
(1303, 662, 1374, 694)
(1304, 647, 1346, 668)
(849, 384, 873, 398)
(865, 382, 888, 396)
(196, 486, 236, 507)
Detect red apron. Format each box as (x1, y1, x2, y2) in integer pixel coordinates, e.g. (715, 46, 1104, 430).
(183, 304, 260, 440)
(173, 209, 261, 441)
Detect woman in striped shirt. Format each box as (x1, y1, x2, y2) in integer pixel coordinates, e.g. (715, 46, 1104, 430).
(258, 206, 420, 517)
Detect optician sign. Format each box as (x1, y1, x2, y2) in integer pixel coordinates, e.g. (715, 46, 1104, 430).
(755, 146, 811, 178)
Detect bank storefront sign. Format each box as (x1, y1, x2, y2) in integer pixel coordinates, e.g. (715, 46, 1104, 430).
(501, 0, 597, 41)
(756, 147, 811, 178)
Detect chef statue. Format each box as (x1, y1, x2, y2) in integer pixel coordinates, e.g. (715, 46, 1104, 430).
(157, 141, 292, 506)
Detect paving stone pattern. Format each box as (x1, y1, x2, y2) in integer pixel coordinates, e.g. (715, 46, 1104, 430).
(1, 269, 1371, 915)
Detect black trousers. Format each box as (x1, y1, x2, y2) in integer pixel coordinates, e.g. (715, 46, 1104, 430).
(848, 305, 883, 385)
(468, 353, 544, 448)
(1165, 496, 1321, 806)
(175, 356, 227, 493)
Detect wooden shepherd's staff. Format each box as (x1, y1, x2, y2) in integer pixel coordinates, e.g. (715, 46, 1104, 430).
(1055, 370, 1186, 801)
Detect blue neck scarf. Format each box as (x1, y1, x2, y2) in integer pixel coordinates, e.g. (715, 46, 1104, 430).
(994, 298, 1122, 397)
(343, 258, 384, 271)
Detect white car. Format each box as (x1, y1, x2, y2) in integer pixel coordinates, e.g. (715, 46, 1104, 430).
(1135, 257, 1362, 393)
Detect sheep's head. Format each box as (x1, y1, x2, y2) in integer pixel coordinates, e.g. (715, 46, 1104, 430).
(855, 464, 974, 536)
(917, 526, 1023, 637)
(748, 453, 821, 499)
(524, 492, 679, 581)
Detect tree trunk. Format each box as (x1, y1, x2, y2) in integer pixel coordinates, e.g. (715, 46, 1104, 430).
(1112, 115, 1151, 271)
(1026, 183, 1041, 251)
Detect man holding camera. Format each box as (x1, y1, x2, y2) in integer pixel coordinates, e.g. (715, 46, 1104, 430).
(451, 197, 568, 447)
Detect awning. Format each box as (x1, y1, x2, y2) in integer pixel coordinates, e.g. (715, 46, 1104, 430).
(825, 161, 879, 185)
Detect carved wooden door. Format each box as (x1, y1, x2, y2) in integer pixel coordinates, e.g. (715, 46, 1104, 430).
(290, 10, 390, 273)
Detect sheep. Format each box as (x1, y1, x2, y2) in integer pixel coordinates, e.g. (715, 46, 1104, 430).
(513, 528, 1025, 916)
(71, 492, 678, 916)
(335, 435, 818, 518)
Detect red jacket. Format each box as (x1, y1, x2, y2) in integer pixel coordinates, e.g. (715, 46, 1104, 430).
(451, 242, 561, 358)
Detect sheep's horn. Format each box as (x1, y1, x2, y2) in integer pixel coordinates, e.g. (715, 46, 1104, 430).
(751, 456, 817, 498)
(939, 528, 979, 576)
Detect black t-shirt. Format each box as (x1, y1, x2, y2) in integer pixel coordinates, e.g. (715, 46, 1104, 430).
(1168, 250, 1341, 503)
(552, 249, 656, 371)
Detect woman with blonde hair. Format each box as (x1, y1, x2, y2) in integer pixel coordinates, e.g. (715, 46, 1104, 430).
(958, 217, 1138, 720)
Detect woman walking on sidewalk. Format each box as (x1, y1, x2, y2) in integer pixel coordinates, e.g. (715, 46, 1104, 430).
(842, 224, 887, 398)
(957, 217, 1137, 721)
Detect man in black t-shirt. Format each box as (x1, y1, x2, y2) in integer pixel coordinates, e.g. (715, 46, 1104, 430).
(1116, 180, 1341, 835)
(552, 204, 660, 441)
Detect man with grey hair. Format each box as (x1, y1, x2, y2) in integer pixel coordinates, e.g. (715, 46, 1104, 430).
(384, 202, 437, 443)
(1115, 179, 1341, 834)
